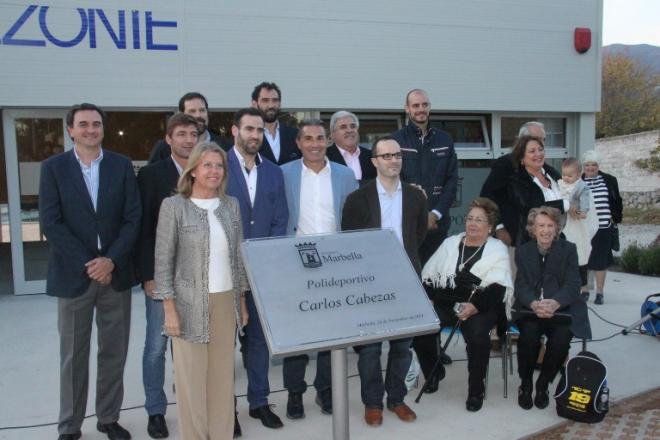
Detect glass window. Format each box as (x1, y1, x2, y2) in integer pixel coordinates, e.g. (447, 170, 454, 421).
(429, 115, 491, 149)
(103, 112, 171, 161)
(501, 117, 566, 149)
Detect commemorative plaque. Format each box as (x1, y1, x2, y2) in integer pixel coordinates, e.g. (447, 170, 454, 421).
(241, 229, 440, 357)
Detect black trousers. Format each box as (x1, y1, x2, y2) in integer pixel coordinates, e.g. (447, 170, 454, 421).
(516, 317, 573, 389)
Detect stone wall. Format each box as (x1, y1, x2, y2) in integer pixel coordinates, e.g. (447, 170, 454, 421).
(594, 130, 660, 209)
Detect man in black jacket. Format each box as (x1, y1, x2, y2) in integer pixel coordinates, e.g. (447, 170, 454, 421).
(148, 92, 228, 163)
(327, 110, 376, 185)
(136, 113, 199, 438)
(251, 82, 301, 165)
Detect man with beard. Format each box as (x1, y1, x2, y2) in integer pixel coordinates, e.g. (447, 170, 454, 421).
(326, 111, 376, 185)
(226, 108, 288, 431)
(148, 92, 228, 163)
(136, 113, 199, 438)
(391, 88, 458, 384)
(251, 82, 300, 165)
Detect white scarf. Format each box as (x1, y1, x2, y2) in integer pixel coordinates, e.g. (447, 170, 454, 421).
(421, 233, 514, 310)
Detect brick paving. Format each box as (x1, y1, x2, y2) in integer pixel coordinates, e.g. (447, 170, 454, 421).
(523, 387, 660, 440)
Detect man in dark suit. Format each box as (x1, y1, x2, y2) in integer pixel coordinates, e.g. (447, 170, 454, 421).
(39, 103, 141, 440)
(342, 136, 427, 427)
(226, 108, 289, 429)
(250, 82, 300, 165)
(136, 112, 198, 438)
(326, 110, 377, 185)
(480, 121, 546, 246)
(148, 92, 229, 163)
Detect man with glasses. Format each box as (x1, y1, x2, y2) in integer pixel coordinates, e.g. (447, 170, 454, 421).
(480, 121, 546, 246)
(342, 136, 428, 427)
(326, 111, 376, 185)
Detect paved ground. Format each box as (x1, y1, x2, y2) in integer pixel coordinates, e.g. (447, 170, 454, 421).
(0, 270, 658, 440)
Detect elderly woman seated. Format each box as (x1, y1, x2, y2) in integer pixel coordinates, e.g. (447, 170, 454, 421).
(422, 197, 513, 412)
(512, 206, 591, 411)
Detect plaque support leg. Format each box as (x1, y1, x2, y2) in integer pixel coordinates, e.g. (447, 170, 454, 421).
(331, 348, 349, 440)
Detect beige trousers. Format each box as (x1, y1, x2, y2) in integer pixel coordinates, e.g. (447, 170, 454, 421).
(172, 292, 236, 440)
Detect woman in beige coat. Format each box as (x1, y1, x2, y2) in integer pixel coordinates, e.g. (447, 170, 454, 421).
(155, 142, 249, 439)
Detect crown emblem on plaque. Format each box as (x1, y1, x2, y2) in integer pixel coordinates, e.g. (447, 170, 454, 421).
(296, 242, 322, 268)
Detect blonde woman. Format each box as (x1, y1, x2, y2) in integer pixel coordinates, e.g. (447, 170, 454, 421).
(155, 142, 249, 439)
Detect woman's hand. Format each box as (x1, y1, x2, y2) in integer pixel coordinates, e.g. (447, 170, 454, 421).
(240, 294, 249, 327)
(568, 204, 581, 220)
(457, 303, 478, 321)
(163, 299, 181, 337)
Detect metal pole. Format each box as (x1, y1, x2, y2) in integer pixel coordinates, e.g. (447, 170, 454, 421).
(331, 348, 349, 440)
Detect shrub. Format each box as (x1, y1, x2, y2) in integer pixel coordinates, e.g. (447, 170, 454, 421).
(638, 246, 660, 276)
(620, 243, 643, 273)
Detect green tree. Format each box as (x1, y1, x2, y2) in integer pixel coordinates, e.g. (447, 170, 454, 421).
(596, 52, 660, 138)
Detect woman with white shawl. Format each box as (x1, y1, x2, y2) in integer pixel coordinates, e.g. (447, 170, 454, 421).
(422, 197, 513, 412)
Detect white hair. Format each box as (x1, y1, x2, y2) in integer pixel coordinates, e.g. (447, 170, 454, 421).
(329, 111, 359, 132)
(581, 149, 602, 164)
(518, 121, 545, 138)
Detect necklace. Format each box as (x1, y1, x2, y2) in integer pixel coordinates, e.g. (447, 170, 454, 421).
(459, 238, 486, 272)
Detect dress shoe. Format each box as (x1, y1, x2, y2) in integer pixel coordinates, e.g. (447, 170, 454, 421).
(315, 389, 333, 415)
(249, 405, 284, 429)
(97, 421, 131, 440)
(466, 395, 484, 412)
(364, 407, 383, 426)
(534, 388, 550, 409)
(387, 403, 416, 422)
(58, 432, 81, 440)
(440, 352, 453, 365)
(233, 413, 241, 438)
(423, 366, 445, 393)
(581, 291, 590, 302)
(518, 386, 533, 410)
(286, 392, 305, 419)
(595, 293, 604, 305)
(147, 414, 168, 439)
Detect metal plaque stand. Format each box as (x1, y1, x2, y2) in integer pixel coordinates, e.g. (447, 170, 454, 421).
(331, 348, 349, 440)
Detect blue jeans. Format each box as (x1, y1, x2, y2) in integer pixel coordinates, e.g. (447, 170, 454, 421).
(142, 294, 169, 415)
(356, 338, 412, 409)
(283, 351, 331, 395)
(246, 292, 271, 409)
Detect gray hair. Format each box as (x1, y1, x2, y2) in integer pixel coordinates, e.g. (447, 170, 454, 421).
(526, 206, 562, 240)
(581, 149, 601, 165)
(329, 111, 359, 132)
(518, 121, 545, 138)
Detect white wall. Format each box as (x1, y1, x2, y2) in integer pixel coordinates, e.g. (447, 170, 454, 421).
(0, 0, 603, 112)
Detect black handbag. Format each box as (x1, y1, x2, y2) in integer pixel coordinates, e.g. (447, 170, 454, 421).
(610, 224, 620, 252)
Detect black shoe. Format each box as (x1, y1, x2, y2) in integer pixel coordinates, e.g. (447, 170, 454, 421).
(147, 414, 168, 438)
(423, 366, 445, 394)
(466, 395, 484, 412)
(534, 389, 550, 409)
(97, 421, 131, 440)
(58, 432, 81, 440)
(440, 352, 453, 365)
(581, 291, 590, 302)
(595, 293, 604, 305)
(286, 392, 305, 420)
(315, 389, 333, 415)
(233, 413, 241, 438)
(518, 386, 533, 410)
(249, 405, 284, 429)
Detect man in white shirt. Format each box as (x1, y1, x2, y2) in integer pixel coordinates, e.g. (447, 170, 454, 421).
(280, 120, 358, 419)
(341, 136, 428, 426)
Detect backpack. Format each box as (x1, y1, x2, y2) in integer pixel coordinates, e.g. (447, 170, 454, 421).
(554, 350, 609, 423)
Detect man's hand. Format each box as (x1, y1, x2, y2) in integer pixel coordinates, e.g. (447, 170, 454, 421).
(457, 303, 478, 321)
(427, 212, 438, 231)
(495, 228, 512, 246)
(144, 280, 156, 298)
(240, 294, 249, 327)
(85, 257, 114, 283)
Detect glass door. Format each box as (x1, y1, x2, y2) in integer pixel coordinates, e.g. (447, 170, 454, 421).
(2, 109, 72, 295)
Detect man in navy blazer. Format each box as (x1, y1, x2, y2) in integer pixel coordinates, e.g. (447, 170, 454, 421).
(251, 82, 301, 165)
(226, 108, 288, 429)
(280, 119, 358, 418)
(39, 103, 141, 440)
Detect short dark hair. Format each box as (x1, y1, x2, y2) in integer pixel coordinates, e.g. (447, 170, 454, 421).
(166, 112, 198, 137)
(468, 197, 500, 227)
(251, 82, 282, 102)
(296, 119, 326, 140)
(178, 92, 208, 112)
(511, 135, 544, 170)
(233, 107, 263, 127)
(66, 103, 106, 127)
(371, 135, 399, 156)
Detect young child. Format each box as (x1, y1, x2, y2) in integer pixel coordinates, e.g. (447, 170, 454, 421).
(558, 158, 599, 299)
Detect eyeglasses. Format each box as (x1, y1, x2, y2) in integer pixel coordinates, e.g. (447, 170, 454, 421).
(466, 216, 489, 225)
(373, 152, 403, 160)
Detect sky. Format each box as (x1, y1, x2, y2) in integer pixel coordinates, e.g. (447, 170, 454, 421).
(602, 0, 660, 46)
